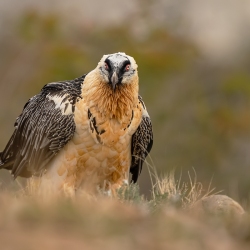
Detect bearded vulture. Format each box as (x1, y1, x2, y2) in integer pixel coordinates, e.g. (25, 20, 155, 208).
(0, 52, 153, 195)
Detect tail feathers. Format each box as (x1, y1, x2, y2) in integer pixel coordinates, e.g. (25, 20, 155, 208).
(0, 152, 6, 169)
(0, 152, 13, 170)
(130, 159, 143, 184)
(0, 152, 3, 167)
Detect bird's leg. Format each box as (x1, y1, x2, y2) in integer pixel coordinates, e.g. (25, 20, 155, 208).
(97, 180, 112, 197)
(108, 168, 130, 197)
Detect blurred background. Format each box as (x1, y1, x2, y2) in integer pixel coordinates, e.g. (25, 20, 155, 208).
(1, 0, 250, 202)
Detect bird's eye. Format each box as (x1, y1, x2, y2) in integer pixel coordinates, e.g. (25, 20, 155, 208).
(104, 62, 109, 70)
(125, 64, 130, 71)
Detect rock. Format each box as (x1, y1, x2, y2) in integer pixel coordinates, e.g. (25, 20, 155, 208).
(190, 195, 250, 240)
(191, 194, 245, 219)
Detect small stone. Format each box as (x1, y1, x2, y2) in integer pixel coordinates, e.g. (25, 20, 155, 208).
(191, 194, 245, 220)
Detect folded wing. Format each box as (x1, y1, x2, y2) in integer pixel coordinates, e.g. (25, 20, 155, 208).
(130, 96, 153, 183)
(0, 75, 85, 178)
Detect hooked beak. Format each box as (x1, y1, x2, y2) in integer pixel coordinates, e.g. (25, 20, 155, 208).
(110, 70, 119, 90)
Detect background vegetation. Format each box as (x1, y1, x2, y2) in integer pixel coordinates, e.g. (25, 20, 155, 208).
(1, 0, 250, 201)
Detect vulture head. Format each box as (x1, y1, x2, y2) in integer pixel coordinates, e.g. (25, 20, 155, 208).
(98, 52, 138, 90)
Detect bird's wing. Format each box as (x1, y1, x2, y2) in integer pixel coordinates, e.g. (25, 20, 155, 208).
(0, 75, 85, 178)
(130, 96, 153, 183)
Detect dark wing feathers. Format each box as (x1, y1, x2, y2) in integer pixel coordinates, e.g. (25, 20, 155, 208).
(130, 96, 153, 183)
(0, 75, 85, 178)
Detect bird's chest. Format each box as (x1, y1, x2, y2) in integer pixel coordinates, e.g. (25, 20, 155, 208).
(59, 98, 141, 187)
(74, 98, 142, 148)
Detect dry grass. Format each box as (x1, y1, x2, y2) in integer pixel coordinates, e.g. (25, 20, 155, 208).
(144, 157, 219, 210)
(0, 162, 249, 250)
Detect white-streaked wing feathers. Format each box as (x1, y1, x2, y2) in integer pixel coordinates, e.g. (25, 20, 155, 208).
(0, 75, 85, 178)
